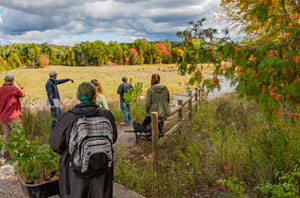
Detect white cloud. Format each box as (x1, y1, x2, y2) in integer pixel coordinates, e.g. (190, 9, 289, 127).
(0, 0, 222, 44)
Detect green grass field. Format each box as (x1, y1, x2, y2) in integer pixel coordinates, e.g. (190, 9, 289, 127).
(0, 64, 203, 103)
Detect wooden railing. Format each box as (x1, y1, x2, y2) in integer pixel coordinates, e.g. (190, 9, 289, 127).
(151, 86, 204, 151)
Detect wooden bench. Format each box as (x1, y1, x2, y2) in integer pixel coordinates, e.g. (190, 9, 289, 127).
(124, 130, 150, 144)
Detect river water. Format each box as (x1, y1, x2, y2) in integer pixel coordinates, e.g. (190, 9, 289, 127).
(205, 75, 237, 99)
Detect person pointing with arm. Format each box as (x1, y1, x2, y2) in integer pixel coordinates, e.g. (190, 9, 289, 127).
(45, 70, 74, 130)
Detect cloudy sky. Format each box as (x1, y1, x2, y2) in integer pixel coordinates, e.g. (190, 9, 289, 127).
(0, 0, 221, 45)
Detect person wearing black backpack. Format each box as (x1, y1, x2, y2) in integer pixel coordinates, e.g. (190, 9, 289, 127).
(49, 82, 118, 198)
(117, 76, 133, 125)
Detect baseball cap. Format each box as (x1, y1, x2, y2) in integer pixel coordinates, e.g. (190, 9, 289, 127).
(122, 76, 128, 81)
(4, 73, 14, 81)
(49, 70, 58, 77)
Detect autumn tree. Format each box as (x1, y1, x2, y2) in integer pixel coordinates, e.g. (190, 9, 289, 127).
(7, 53, 22, 69)
(177, 1, 300, 120)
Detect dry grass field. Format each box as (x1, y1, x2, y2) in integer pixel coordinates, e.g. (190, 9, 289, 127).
(0, 64, 212, 104)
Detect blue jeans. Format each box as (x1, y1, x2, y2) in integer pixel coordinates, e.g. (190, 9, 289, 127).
(120, 102, 131, 124)
(50, 107, 61, 130)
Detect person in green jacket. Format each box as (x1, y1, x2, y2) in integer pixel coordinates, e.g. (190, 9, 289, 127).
(143, 74, 171, 134)
(91, 79, 109, 110)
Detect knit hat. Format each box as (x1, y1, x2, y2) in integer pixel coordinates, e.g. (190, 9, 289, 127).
(4, 73, 14, 81)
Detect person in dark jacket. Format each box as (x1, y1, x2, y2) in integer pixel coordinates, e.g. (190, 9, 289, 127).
(117, 76, 133, 125)
(49, 82, 118, 198)
(45, 70, 74, 130)
(144, 74, 171, 134)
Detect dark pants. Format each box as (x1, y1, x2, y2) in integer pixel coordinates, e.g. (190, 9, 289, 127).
(133, 118, 164, 135)
(50, 107, 61, 130)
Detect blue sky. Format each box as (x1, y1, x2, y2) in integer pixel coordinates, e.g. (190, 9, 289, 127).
(0, 0, 221, 45)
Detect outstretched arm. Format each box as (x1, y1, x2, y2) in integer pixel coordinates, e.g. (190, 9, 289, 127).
(56, 79, 73, 85)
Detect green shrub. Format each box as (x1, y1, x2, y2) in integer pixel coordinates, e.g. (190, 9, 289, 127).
(20, 106, 51, 140)
(114, 94, 300, 197)
(109, 102, 123, 122)
(114, 149, 145, 194)
(0, 126, 59, 183)
(256, 161, 300, 198)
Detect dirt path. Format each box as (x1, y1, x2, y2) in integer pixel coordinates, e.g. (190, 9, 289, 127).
(114, 92, 193, 150)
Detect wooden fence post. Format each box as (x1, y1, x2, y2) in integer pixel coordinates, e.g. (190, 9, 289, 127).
(151, 112, 159, 197)
(195, 87, 198, 112)
(201, 88, 206, 101)
(198, 87, 201, 105)
(151, 112, 159, 152)
(178, 99, 183, 121)
(188, 92, 192, 119)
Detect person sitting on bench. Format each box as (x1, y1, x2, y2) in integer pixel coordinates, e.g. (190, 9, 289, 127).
(133, 116, 164, 136)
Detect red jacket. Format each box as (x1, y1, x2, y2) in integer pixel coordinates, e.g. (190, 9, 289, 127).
(0, 84, 25, 122)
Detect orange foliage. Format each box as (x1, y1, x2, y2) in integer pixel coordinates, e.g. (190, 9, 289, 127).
(267, 50, 279, 57)
(293, 55, 300, 64)
(234, 46, 239, 56)
(236, 68, 243, 74)
(213, 77, 220, 85)
(196, 70, 202, 78)
(263, 0, 268, 5)
(269, 90, 280, 102)
(273, 108, 280, 116)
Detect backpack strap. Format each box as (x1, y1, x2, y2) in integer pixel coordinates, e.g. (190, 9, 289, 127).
(69, 107, 102, 118)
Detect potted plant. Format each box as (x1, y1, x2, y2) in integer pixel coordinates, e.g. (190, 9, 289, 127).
(0, 125, 60, 198)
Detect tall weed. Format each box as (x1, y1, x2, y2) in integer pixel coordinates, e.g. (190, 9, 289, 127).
(114, 94, 300, 197)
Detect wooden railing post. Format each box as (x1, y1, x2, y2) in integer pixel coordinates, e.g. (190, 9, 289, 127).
(178, 99, 183, 121)
(151, 112, 159, 152)
(195, 87, 198, 112)
(188, 92, 192, 119)
(201, 88, 206, 101)
(198, 87, 201, 105)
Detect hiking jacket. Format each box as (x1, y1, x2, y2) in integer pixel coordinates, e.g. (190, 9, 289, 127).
(49, 103, 118, 198)
(96, 94, 109, 110)
(145, 84, 171, 118)
(117, 82, 133, 103)
(45, 78, 70, 106)
(0, 84, 25, 122)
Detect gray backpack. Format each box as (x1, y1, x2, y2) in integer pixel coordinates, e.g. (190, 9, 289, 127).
(69, 108, 113, 177)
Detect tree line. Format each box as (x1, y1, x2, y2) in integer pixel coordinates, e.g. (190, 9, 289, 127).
(0, 39, 186, 72)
